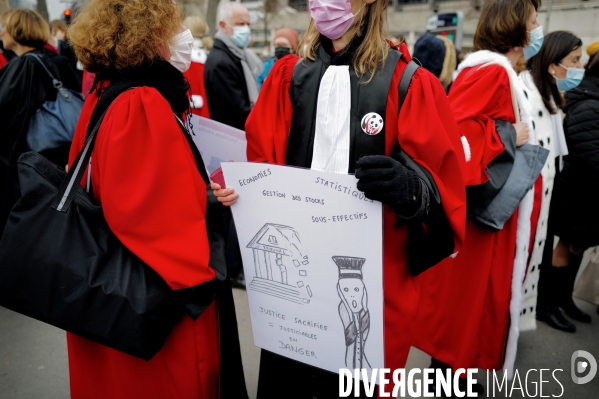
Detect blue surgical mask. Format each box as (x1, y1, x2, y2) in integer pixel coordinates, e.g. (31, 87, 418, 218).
(556, 64, 585, 91)
(523, 26, 544, 61)
(230, 25, 251, 48)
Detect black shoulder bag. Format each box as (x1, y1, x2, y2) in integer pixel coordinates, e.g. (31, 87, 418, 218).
(0, 90, 222, 361)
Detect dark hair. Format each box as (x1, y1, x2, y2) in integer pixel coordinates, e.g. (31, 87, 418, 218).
(527, 31, 582, 114)
(586, 51, 599, 78)
(474, 0, 541, 54)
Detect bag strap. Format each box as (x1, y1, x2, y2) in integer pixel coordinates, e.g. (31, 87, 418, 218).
(174, 115, 211, 185)
(391, 60, 441, 202)
(53, 109, 209, 212)
(398, 59, 420, 111)
(26, 52, 64, 90)
(52, 107, 109, 212)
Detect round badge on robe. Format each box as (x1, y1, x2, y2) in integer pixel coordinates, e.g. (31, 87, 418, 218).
(361, 113, 384, 135)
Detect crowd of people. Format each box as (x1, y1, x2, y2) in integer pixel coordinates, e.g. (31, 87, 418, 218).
(0, 0, 597, 398)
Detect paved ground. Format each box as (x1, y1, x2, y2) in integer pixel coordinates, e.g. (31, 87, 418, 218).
(1, 288, 598, 398)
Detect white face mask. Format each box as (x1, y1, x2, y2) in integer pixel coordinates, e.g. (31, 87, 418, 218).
(169, 29, 194, 73)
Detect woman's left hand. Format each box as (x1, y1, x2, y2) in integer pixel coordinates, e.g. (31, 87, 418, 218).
(355, 155, 421, 211)
(211, 182, 239, 206)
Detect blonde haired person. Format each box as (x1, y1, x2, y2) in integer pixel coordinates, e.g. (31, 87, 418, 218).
(184, 15, 213, 51)
(436, 35, 456, 90)
(183, 15, 211, 117)
(0, 9, 79, 234)
(67, 1, 248, 398)
(214, 0, 467, 397)
(50, 19, 68, 41)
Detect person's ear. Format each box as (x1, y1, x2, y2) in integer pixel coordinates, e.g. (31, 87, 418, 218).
(218, 21, 227, 31)
(548, 63, 557, 76)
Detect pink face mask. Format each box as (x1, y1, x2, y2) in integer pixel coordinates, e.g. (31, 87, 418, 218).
(309, 0, 365, 40)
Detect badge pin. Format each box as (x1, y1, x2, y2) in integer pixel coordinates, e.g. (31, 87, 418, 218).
(361, 113, 384, 136)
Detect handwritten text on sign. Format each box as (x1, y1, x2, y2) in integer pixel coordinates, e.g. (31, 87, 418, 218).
(222, 162, 384, 375)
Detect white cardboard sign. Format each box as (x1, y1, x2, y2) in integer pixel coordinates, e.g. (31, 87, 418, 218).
(188, 115, 247, 175)
(221, 162, 384, 375)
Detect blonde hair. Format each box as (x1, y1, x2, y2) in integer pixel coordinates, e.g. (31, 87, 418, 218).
(2, 9, 49, 49)
(183, 15, 213, 51)
(436, 35, 456, 90)
(50, 20, 69, 39)
(69, 0, 182, 74)
(298, 1, 390, 82)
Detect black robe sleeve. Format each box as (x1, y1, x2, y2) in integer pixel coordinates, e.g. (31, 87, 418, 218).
(0, 53, 51, 232)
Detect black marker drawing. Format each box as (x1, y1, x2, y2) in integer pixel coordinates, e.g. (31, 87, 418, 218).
(247, 223, 311, 304)
(333, 256, 371, 370)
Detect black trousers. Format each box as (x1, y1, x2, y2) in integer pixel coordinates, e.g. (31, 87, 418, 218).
(257, 350, 378, 399)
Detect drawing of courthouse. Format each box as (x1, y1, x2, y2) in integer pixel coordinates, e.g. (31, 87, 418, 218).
(246, 223, 312, 304)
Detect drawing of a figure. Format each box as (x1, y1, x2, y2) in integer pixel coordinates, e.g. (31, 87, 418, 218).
(333, 256, 371, 370)
(247, 224, 311, 304)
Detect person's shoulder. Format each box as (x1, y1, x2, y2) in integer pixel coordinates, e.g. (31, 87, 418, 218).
(206, 40, 232, 60)
(391, 55, 440, 87)
(464, 63, 509, 82)
(452, 63, 510, 96)
(518, 69, 534, 89)
(271, 54, 301, 81)
(106, 87, 171, 119)
(263, 57, 275, 69)
(0, 52, 39, 78)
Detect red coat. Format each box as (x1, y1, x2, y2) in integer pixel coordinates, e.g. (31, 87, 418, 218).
(184, 50, 210, 118)
(81, 70, 96, 98)
(246, 50, 467, 370)
(413, 64, 522, 370)
(66, 87, 220, 399)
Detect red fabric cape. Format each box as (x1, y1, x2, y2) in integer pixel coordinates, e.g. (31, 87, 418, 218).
(413, 64, 520, 370)
(245, 49, 467, 370)
(184, 61, 210, 118)
(66, 88, 220, 399)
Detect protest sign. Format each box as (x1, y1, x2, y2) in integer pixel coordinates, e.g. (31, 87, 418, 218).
(222, 162, 384, 374)
(189, 115, 247, 174)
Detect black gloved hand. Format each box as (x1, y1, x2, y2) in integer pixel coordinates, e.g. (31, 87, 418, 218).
(355, 155, 423, 217)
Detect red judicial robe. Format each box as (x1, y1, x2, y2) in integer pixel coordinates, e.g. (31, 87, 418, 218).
(184, 49, 210, 118)
(413, 64, 527, 370)
(66, 87, 220, 399)
(246, 46, 466, 376)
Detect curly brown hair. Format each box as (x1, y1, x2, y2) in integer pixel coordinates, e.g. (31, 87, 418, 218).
(69, 0, 182, 74)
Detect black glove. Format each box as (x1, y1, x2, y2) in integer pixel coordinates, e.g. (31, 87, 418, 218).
(355, 155, 424, 218)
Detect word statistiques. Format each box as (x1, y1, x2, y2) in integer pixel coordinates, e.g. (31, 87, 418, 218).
(314, 177, 373, 203)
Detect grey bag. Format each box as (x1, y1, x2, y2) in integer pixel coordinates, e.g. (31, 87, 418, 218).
(25, 53, 84, 153)
(470, 143, 549, 230)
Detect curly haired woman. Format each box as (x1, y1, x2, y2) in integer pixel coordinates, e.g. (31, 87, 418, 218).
(68, 1, 248, 398)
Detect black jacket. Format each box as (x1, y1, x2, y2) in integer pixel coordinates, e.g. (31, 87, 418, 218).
(0, 50, 80, 234)
(551, 75, 599, 247)
(204, 39, 251, 131)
